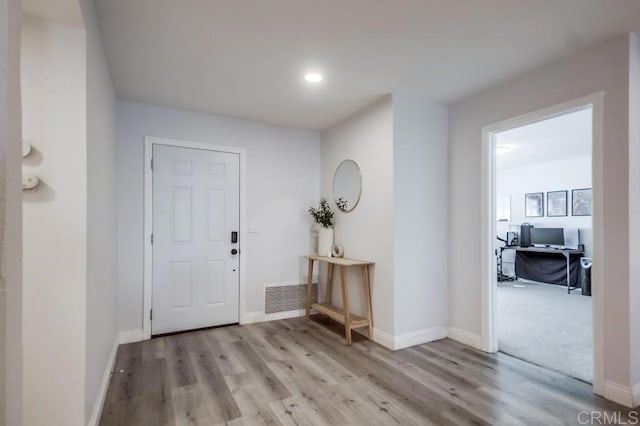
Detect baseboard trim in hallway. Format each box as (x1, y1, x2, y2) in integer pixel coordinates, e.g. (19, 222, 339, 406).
(446, 326, 483, 350)
(372, 326, 448, 350)
(87, 335, 118, 426)
(119, 328, 144, 344)
(603, 380, 640, 408)
(241, 309, 307, 325)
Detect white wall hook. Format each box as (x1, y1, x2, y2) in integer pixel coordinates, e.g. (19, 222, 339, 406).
(22, 174, 40, 190)
(22, 142, 32, 158)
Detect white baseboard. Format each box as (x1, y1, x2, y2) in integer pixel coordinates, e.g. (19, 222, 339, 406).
(372, 328, 394, 350)
(240, 310, 443, 352)
(241, 309, 306, 325)
(393, 326, 448, 350)
(368, 326, 447, 351)
(87, 335, 118, 426)
(119, 328, 144, 344)
(602, 380, 639, 408)
(447, 326, 483, 351)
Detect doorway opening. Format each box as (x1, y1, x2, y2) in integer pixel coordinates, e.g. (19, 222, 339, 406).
(495, 107, 593, 382)
(481, 93, 604, 392)
(143, 137, 247, 340)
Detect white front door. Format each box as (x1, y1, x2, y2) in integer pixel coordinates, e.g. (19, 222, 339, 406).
(152, 144, 240, 335)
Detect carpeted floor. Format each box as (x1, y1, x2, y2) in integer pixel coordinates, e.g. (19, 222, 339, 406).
(497, 279, 593, 383)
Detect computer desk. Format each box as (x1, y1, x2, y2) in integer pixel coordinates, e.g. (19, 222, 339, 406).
(500, 246, 584, 294)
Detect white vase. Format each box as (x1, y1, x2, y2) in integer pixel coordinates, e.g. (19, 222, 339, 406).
(317, 227, 334, 257)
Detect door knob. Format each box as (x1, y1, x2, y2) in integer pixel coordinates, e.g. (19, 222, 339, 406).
(231, 248, 238, 255)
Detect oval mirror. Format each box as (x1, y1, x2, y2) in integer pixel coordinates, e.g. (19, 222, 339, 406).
(333, 159, 362, 212)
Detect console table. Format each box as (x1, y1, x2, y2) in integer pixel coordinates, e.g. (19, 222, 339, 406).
(305, 255, 374, 345)
(505, 246, 584, 293)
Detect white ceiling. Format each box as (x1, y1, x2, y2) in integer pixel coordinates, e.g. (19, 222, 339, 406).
(23, 0, 84, 27)
(93, 0, 640, 131)
(496, 107, 592, 170)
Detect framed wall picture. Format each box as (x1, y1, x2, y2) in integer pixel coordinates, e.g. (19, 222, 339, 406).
(572, 188, 592, 216)
(547, 190, 567, 217)
(525, 192, 544, 217)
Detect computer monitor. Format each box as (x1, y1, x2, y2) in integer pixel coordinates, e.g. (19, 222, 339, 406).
(529, 228, 564, 246)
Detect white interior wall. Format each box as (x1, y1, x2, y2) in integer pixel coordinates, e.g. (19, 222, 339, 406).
(320, 96, 395, 339)
(392, 93, 448, 337)
(497, 155, 593, 260)
(116, 100, 321, 334)
(0, 0, 22, 424)
(449, 34, 635, 396)
(81, 0, 118, 422)
(21, 15, 87, 425)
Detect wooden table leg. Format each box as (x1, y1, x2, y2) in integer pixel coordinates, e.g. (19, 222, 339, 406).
(325, 263, 334, 305)
(340, 266, 352, 345)
(306, 258, 314, 319)
(361, 265, 373, 340)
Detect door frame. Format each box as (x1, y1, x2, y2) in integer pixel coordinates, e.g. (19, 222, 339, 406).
(479, 92, 605, 394)
(143, 136, 247, 340)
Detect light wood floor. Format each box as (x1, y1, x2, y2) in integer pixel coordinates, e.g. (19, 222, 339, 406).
(100, 316, 633, 425)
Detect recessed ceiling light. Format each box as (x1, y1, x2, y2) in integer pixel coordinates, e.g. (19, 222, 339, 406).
(496, 145, 512, 155)
(304, 72, 323, 83)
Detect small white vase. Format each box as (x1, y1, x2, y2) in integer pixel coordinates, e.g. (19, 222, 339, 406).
(317, 227, 334, 257)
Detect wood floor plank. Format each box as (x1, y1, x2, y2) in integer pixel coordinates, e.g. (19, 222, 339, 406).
(267, 331, 338, 386)
(269, 397, 315, 426)
(171, 384, 213, 426)
(265, 365, 352, 426)
(264, 334, 357, 425)
(359, 366, 484, 425)
(164, 333, 197, 388)
(366, 344, 527, 425)
(231, 339, 291, 401)
(143, 336, 166, 362)
(140, 358, 175, 426)
(417, 340, 635, 421)
(348, 377, 434, 425)
(213, 418, 251, 426)
(110, 342, 144, 401)
(198, 329, 247, 376)
(100, 318, 635, 425)
(213, 324, 247, 343)
(100, 396, 143, 426)
(290, 321, 371, 377)
(306, 328, 475, 424)
(402, 346, 564, 425)
(224, 374, 282, 425)
(308, 350, 429, 425)
(303, 328, 486, 425)
(323, 381, 416, 426)
(189, 340, 242, 423)
(238, 323, 285, 363)
(414, 343, 587, 419)
(100, 343, 144, 426)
